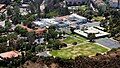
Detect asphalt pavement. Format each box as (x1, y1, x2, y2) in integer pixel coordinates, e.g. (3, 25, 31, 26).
(95, 37, 120, 49)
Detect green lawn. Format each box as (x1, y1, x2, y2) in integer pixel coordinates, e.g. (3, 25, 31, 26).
(50, 43, 108, 59)
(63, 34, 86, 44)
(93, 16, 105, 22)
(78, 5, 88, 11)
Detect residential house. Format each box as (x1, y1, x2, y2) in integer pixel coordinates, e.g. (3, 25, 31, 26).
(0, 51, 21, 60)
(0, 4, 6, 13)
(0, 21, 5, 27)
(65, 0, 86, 6)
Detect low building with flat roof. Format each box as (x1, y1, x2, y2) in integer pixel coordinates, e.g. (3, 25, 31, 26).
(74, 26, 110, 38)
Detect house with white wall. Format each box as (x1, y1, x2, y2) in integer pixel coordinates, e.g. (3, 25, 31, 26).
(65, 0, 86, 6)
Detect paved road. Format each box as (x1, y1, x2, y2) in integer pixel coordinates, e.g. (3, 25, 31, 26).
(95, 37, 120, 49)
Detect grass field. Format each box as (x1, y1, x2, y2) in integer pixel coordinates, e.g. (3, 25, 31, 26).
(63, 34, 87, 44)
(93, 16, 105, 22)
(78, 5, 88, 11)
(50, 43, 108, 59)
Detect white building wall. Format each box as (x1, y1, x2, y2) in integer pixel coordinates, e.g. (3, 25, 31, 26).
(109, 0, 120, 8)
(65, 0, 85, 5)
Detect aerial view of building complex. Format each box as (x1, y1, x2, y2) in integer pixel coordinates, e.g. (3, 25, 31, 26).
(0, 0, 120, 68)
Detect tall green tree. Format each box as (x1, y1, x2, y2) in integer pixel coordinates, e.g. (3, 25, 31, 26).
(88, 33, 96, 42)
(27, 31, 36, 45)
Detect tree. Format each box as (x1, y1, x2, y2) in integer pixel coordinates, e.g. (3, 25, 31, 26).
(72, 42, 77, 45)
(0, 27, 6, 33)
(27, 32, 35, 45)
(60, 43, 67, 48)
(103, 11, 110, 19)
(0, 13, 6, 21)
(15, 26, 28, 36)
(46, 10, 59, 18)
(88, 33, 96, 42)
(47, 40, 61, 50)
(59, 7, 70, 16)
(0, 36, 7, 43)
(29, 0, 44, 18)
(10, 2, 22, 25)
(6, 6, 13, 16)
(44, 25, 59, 40)
(48, 29, 58, 40)
(35, 45, 45, 52)
(100, 20, 107, 27)
(7, 33, 17, 40)
(5, 19, 12, 30)
(70, 27, 75, 34)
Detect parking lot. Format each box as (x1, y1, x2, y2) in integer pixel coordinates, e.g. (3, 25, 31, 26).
(96, 37, 120, 49)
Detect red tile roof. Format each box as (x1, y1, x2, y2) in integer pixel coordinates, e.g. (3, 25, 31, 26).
(19, 25, 46, 35)
(0, 51, 21, 59)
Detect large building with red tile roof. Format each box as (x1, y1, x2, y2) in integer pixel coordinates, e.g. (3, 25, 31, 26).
(19, 25, 46, 36)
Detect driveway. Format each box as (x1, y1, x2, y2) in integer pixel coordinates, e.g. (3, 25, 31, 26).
(95, 37, 120, 49)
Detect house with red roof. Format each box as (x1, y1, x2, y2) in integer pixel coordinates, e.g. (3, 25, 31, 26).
(0, 51, 21, 60)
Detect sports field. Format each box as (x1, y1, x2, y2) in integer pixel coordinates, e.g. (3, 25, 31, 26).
(50, 43, 109, 59)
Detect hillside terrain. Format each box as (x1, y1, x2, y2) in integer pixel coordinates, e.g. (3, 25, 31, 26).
(22, 48, 120, 68)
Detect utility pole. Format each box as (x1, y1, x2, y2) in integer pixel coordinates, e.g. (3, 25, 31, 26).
(118, 0, 120, 8)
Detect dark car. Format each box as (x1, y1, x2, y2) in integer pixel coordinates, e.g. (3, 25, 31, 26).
(0, 0, 11, 5)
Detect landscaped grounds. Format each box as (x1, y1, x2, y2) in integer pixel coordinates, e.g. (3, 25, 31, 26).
(63, 34, 87, 44)
(50, 43, 109, 59)
(93, 16, 105, 22)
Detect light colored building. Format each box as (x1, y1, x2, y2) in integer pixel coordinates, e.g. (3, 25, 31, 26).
(68, 13, 87, 23)
(109, 0, 120, 8)
(65, 0, 86, 5)
(0, 4, 6, 14)
(0, 21, 5, 27)
(34, 14, 87, 29)
(74, 26, 110, 38)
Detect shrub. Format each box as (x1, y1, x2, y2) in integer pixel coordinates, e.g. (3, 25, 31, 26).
(72, 42, 77, 45)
